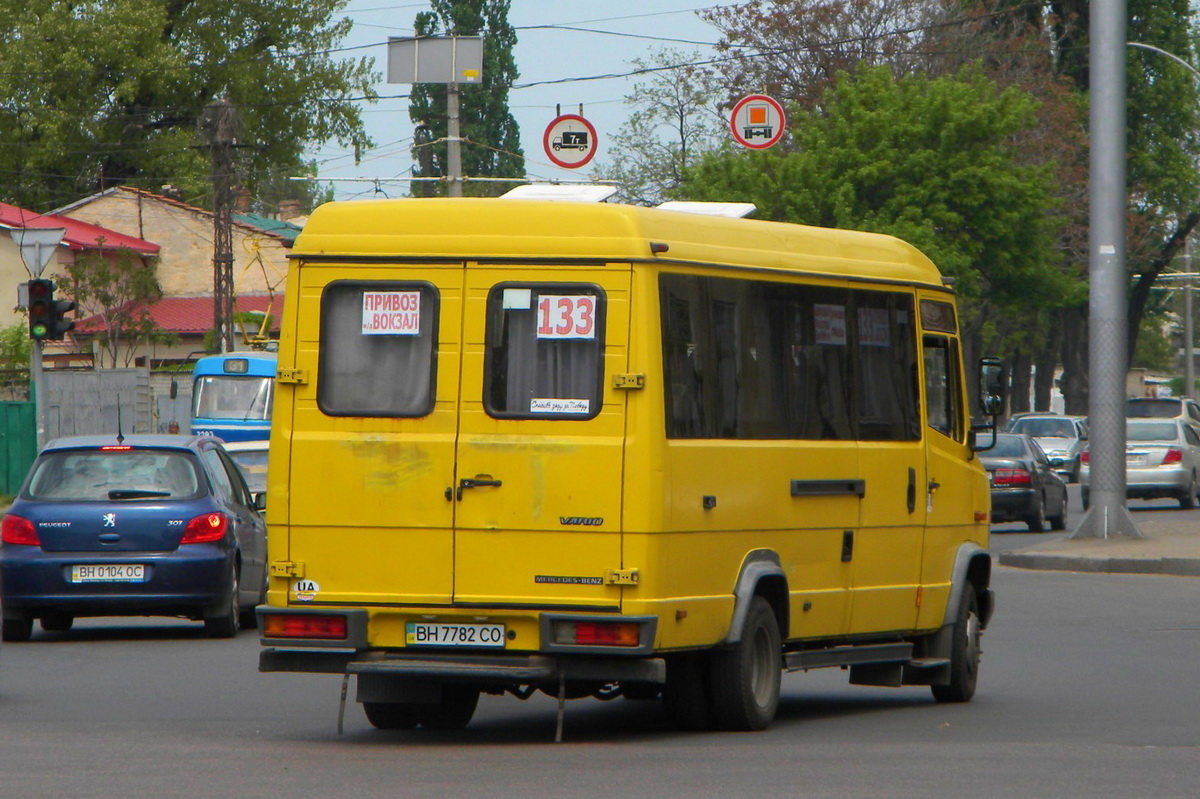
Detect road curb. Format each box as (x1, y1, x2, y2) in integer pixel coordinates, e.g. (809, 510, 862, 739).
(998, 551, 1200, 576)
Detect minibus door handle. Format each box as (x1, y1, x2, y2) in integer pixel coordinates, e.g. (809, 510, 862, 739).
(454, 475, 503, 501)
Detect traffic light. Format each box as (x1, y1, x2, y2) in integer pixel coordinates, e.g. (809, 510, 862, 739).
(27, 279, 54, 341)
(25, 279, 75, 341)
(50, 295, 76, 340)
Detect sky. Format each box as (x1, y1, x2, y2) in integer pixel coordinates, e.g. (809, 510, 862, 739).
(308, 2, 726, 201)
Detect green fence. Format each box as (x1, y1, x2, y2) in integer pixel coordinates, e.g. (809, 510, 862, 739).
(1, 399, 36, 495)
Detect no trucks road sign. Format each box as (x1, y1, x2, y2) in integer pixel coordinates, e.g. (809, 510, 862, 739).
(543, 114, 598, 168)
(730, 94, 786, 149)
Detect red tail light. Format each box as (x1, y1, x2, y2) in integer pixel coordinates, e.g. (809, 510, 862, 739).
(1163, 447, 1183, 464)
(1, 514, 40, 546)
(992, 468, 1032, 486)
(552, 620, 641, 647)
(180, 512, 228, 544)
(1080, 451, 1089, 464)
(263, 613, 348, 640)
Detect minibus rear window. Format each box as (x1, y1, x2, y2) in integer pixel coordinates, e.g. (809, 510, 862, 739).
(317, 281, 439, 417)
(483, 284, 605, 419)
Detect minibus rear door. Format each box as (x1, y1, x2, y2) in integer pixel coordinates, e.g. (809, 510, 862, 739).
(450, 265, 632, 610)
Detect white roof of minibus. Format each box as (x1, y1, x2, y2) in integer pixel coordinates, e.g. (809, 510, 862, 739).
(292, 198, 945, 287)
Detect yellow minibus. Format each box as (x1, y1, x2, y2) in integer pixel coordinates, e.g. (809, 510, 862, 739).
(257, 197, 1003, 735)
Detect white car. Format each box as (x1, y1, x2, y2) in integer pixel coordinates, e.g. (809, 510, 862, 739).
(221, 440, 268, 497)
(1080, 419, 1200, 509)
(1007, 414, 1088, 482)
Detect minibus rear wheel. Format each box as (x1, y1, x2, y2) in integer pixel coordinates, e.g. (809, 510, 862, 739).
(708, 596, 781, 731)
(417, 685, 480, 730)
(363, 702, 421, 730)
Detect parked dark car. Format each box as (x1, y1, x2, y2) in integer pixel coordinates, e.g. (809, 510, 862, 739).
(0, 434, 267, 641)
(981, 433, 1069, 531)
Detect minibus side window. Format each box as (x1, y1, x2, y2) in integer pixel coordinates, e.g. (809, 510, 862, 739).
(923, 335, 964, 442)
(316, 281, 439, 417)
(660, 273, 919, 441)
(483, 284, 605, 420)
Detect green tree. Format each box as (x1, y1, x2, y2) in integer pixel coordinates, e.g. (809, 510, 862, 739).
(680, 65, 1069, 354)
(60, 251, 177, 367)
(0, 0, 377, 211)
(594, 49, 726, 206)
(0, 323, 31, 401)
(407, 0, 523, 196)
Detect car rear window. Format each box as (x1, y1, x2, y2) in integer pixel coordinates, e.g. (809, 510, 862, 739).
(989, 436, 1026, 457)
(1011, 417, 1076, 438)
(1125, 422, 1178, 442)
(26, 449, 202, 501)
(1126, 399, 1181, 418)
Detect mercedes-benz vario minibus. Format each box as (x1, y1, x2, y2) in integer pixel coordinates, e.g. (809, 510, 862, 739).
(257, 197, 1002, 735)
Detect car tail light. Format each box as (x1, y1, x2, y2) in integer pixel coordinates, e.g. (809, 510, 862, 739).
(552, 620, 641, 647)
(1163, 447, 1183, 464)
(992, 468, 1032, 486)
(262, 613, 348, 640)
(180, 512, 228, 544)
(1080, 451, 1089, 464)
(1, 514, 40, 546)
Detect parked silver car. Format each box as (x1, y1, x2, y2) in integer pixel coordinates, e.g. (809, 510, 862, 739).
(1080, 418, 1200, 509)
(1007, 414, 1088, 482)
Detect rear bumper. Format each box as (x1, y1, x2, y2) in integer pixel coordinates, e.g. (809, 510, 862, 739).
(989, 488, 1038, 522)
(0, 545, 234, 617)
(259, 647, 667, 686)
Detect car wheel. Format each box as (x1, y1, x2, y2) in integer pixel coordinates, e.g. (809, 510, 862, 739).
(204, 564, 240, 639)
(40, 613, 74, 632)
(1048, 493, 1068, 531)
(932, 582, 981, 703)
(1024, 497, 1046, 532)
(707, 596, 781, 731)
(239, 564, 267, 630)
(1179, 473, 1197, 509)
(2, 615, 33, 642)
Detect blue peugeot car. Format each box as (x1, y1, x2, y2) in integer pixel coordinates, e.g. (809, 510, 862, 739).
(0, 434, 267, 641)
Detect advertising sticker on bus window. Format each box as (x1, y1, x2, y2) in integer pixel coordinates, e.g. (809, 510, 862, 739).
(858, 308, 891, 347)
(814, 304, 847, 345)
(362, 290, 421, 335)
(536, 294, 596, 339)
(530, 398, 591, 414)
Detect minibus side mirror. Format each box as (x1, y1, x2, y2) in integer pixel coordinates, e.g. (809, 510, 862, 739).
(971, 356, 1006, 452)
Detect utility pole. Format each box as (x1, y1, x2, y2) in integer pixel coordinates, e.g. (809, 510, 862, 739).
(201, 99, 238, 354)
(1073, 0, 1140, 538)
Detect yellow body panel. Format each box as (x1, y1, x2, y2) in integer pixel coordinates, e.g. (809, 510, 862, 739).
(265, 198, 989, 656)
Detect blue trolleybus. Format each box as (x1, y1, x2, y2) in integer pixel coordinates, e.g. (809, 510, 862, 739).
(190, 351, 276, 442)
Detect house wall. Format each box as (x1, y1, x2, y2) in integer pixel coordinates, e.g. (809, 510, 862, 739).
(59, 189, 290, 298)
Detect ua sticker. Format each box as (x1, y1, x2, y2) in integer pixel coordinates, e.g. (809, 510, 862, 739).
(293, 579, 320, 602)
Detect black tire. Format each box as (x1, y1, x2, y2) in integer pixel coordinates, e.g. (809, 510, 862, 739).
(661, 653, 714, 730)
(363, 702, 421, 730)
(417, 685, 480, 730)
(1024, 496, 1046, 532)
(708, 596, 782, 731)
(204, 565, 240, 639)
(1179, 473, 1197, 509)
(239, 564, 267, 630)
(1048, 493, 1068, 531)
(2, 615, 33, 642)
(932, 583, 981, 703)
(40, 613, 74, 632)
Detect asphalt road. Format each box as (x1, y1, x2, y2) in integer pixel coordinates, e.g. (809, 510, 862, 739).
(2, 513, 1198, 798)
